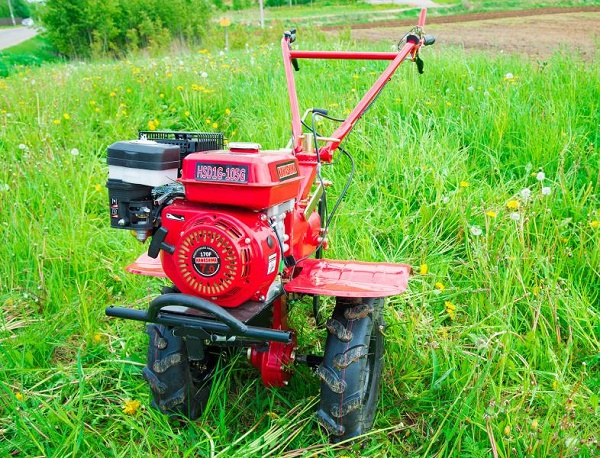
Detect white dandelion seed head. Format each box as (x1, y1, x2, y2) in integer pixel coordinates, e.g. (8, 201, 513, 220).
(470, 226, 483, 236)
(536, 171, 545, 181)
(510, 212, 521, 221)
(70, 148, 80, 156)
(520, 188, 532, 200)
(0, 182, 9, 192)
(18, 143, 28, 150)
(505, 72, 514, 80)
(483, 91, 490, 97)
(542, 186, 552, 196)
(200, 71, 208, 78)
(467, 86, 475, 92)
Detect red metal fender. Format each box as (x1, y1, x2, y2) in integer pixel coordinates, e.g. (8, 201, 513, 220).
(284, 258, 411, 298)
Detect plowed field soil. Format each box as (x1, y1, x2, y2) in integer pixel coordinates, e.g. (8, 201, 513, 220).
(327, 7, 600, 59)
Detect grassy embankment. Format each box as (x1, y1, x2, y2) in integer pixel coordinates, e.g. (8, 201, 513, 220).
(0, 23, 599, 457)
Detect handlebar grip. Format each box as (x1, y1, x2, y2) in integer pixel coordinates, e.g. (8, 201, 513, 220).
(424, 34, 435, 46)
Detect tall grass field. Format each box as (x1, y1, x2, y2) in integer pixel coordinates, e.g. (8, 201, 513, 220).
(0, 29, 599, 456)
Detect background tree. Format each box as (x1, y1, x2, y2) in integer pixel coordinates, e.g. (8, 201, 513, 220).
(39, 0, 212, 58)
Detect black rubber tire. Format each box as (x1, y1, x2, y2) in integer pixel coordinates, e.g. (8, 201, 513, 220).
(143, 324, 215, 419)
(316, 297, 385, 442)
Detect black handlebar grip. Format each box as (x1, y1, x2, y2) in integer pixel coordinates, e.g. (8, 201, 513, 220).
(424, 34, 436, 46)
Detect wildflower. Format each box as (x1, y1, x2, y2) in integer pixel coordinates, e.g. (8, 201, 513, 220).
(18, 143, 28, 150)
(446, 102, 452, 107)
(94, 184, 102, 192)
(52, 119, 61, 125)
(15, 392, 23, 401)
(225, 108, 231, 116)
(109, 91, 117, 97)
(504, 425, 511, 436)
(590, 220, 600, 228)
(467, 86, 475, 92)
(199, 49, 208, 54)
(552, 379, 558, 390)
(531, 419, 539, 432)
(536, 171, 545, 181)
(506, 200, 520, 210)
(177, 85, 183, 91)
(532, 286, 540, 297)
(520, 188, 531, 200)
(200, 71, 208, 78)
(459, 181, 468, 188)
(159, 93, 165, 99)
(470, 226, 482, 236)
(184, 111, 190, 117)
(0, 183, 9, 192)
(509, 212, 520, 221)
(444, 301, 456, 320)
(486, 210, 497, 218)
(205, 119, 211, 124)
(93, 333, 102, 342)
(71, 148, 80, 156)
(212, 122, 218, 129)
(541, 187, 552, 196)
(122, 399, 141, 415)
(420, 264, 428, 275)
(504, 72, 514, 80)
(434, 282, 445, 291)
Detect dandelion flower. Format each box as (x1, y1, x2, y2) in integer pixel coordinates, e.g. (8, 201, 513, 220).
(93, 333, 102, 342)
(200, 71, 208, 78)
(536, 171, 545, 181)
(122, 399, 141, 415)
(225, 108, 231, 116)
(504, 72, 514, 80)
(459, 181, 469, 188)
(444, 301, 456, 320)
(71, 148, 80, 156)
(470, 226, 482, 236)
(509, 212, 521, 221)
(541, 187, 552, 196)
(15, 392, 23, 401)
(486, 210, 497, 218)
(420, 264, 428, 275)
(590, 220, 600, 228)
(212, 122, 218, 129)
(434, 282, 445, 291)
(18, 143, 28, 150)
(184, 111, 190, 117)
(520, 188, 531, 200)
(506, 200, 520, 210)
(52, 119, 61, 125)
(94, 184, 102, 192)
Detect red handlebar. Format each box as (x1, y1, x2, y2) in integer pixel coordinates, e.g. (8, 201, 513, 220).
(282, 8, 429, 161)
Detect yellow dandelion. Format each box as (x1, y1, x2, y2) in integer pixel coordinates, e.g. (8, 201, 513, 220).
(63, 113, 70, 120)
(435, 282, 445, 291)
(212, 122, 218, 129)
(446, 102, 452, 107)
(504, 425, 511, 437)
(225, 108, 231, 116)
(184, 111, 190, 117)
(15, 392, 23, 401)
(94, 184, 103, 192)
(205, 119, 211, 124)
(420, 264, 428, 275)
(177, 85, 183, 91)
(93, 333, 102, 342)
(109, 91, 117, 97)
(486, 210, 497, 218)
(199, 49, 208, 54)
(147, 121, 156, 131)
(590, 220, 600, 228)
(459, 181, 468, 188)
(506, 200, 520, 210)
(532, 286, 540, 297)
(89, 100, 96, 106)
(52, 119, 61, 125)
(444, 301, 456, 320)
(166, 72, 173, 78)
(159, 93, 165, 99)
(122, 399, 141, 415)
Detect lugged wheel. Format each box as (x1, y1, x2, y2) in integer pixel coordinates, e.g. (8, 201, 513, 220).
(143, 324, 216, 419)
(316, 297, 385, 441)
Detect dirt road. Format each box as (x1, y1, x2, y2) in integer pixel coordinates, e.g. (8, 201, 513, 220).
(0, 27, 37, 51)
(327, 7, 600, 59)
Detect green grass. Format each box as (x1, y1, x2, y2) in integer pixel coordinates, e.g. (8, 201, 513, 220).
(0, 25, 599, 457)
(0, 35, 61, 77)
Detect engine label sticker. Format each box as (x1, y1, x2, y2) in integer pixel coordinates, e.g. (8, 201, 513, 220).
(195, 163, 248, 184)
(275, 161, 298, 181)
(192, 246, 221, 277)
(267, 253, 277, 275)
